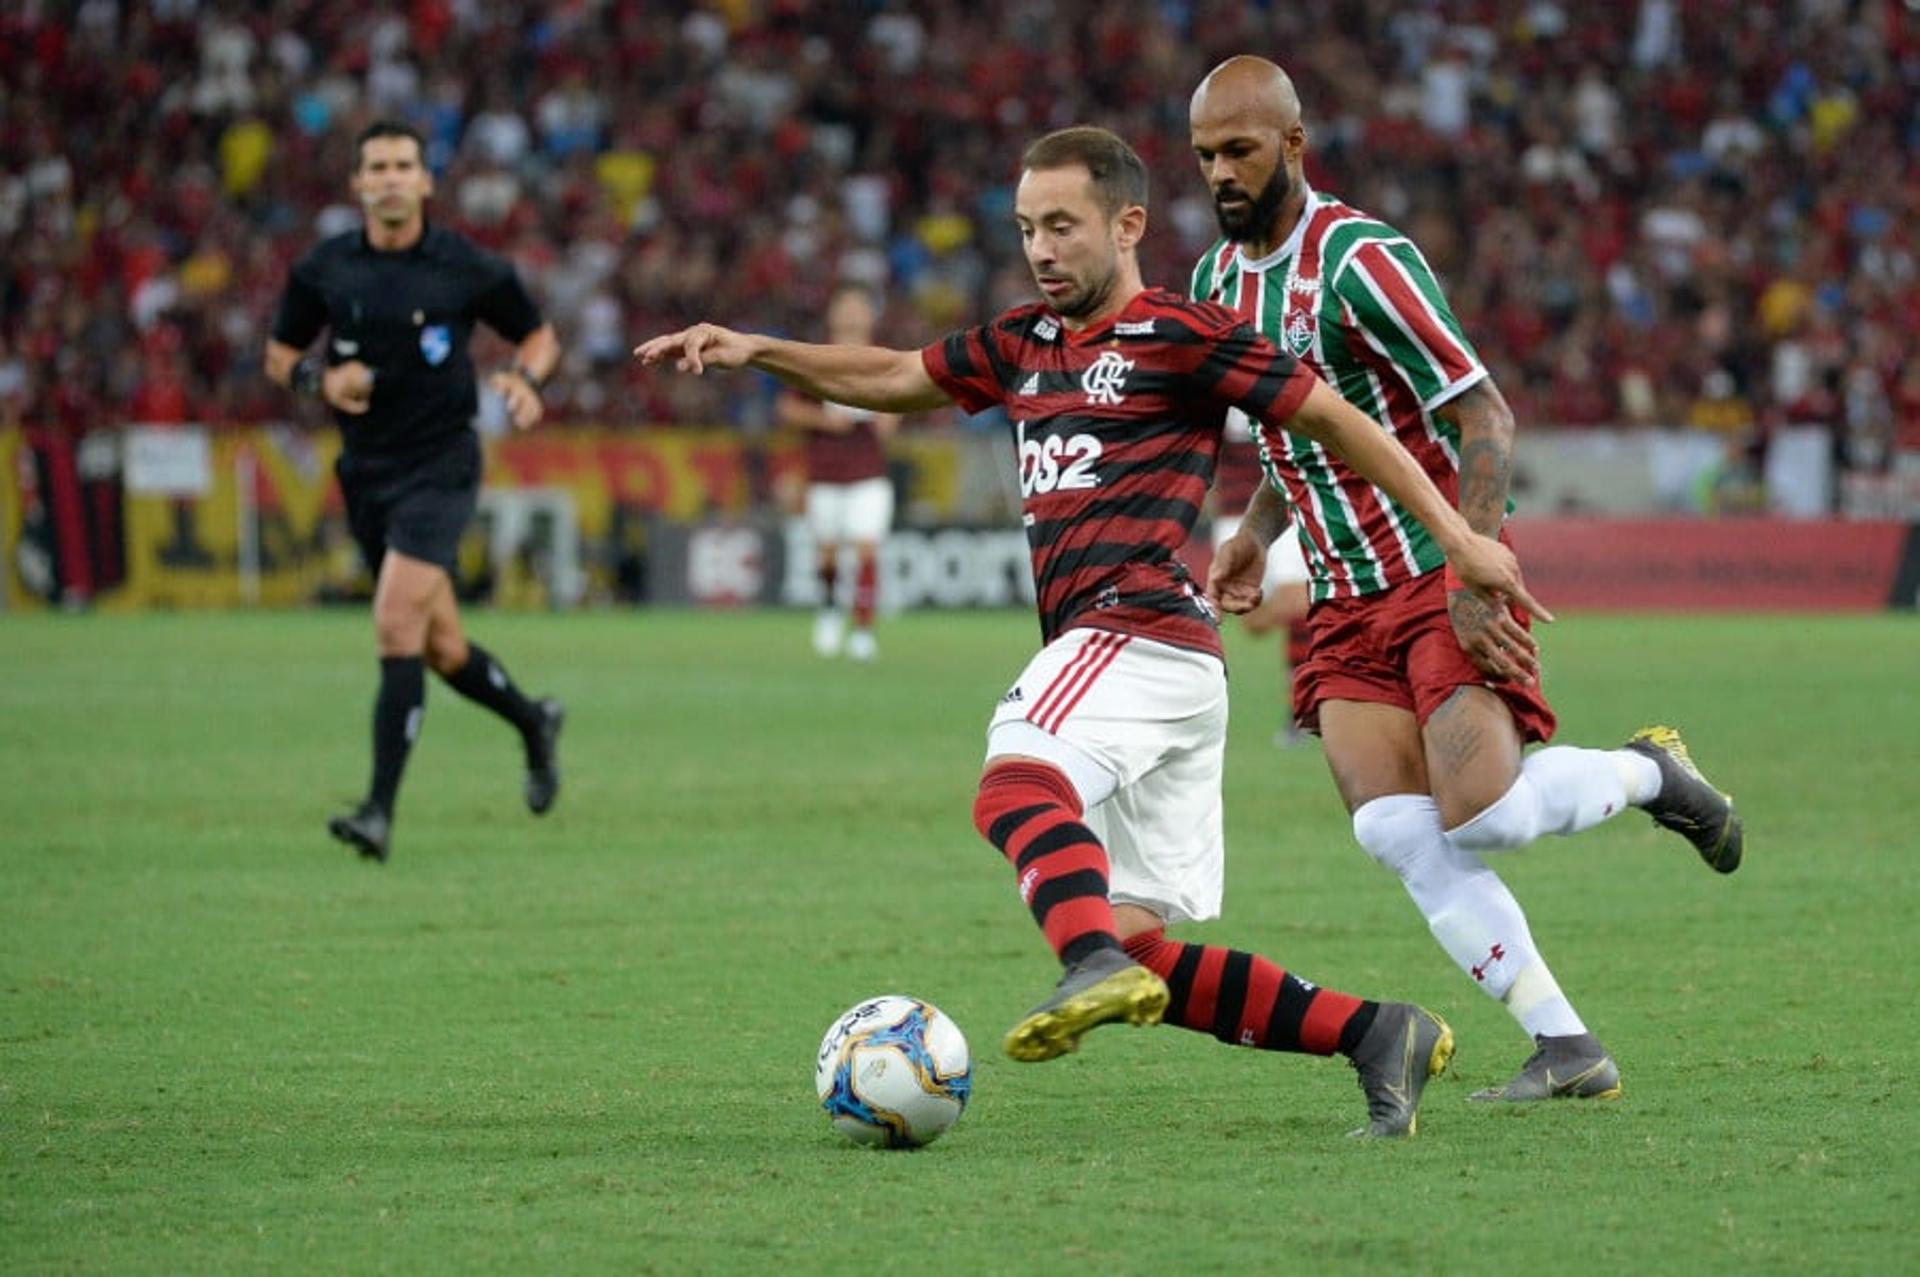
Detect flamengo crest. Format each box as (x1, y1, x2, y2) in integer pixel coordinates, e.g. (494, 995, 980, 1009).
(1081, 349, 1134, 405)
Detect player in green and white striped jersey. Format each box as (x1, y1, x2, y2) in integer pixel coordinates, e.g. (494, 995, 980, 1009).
(1192, 57, 1745, 1104)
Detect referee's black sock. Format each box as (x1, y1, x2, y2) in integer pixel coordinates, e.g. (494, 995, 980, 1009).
(369, 655, 426, 815)
(441, 641, 541, 737)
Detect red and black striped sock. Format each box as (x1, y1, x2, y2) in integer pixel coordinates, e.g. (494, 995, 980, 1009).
(852, 556, 878, 629)
(972, 760, 1123, 966)
(1123, 928, 1377, 1055)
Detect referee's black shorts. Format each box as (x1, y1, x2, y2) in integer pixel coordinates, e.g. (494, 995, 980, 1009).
(336, 430, 481, 577)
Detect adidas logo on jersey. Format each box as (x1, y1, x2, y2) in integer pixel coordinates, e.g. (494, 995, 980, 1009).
(1000, 685, 1025, 704)
(1018, 372, 1042, 396)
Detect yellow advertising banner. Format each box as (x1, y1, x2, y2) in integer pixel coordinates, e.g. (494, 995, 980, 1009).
(0, 426, 30, 609)
(0, 424, 968, 610)
(117, 427, 344, 609)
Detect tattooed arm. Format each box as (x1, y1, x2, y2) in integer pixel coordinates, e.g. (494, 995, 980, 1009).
(1443, 380, 1515, 538)
(1435, 378, 1541, 684)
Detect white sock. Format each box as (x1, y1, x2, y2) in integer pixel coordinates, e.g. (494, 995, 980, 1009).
(1353, 795, 1585, 1036)
(1616, 749, 1663, 805)
(1449, 745, 1654, 852)
(1502, 960, 1587, 1038)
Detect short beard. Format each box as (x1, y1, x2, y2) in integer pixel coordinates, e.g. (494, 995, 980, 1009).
(1214, 168, 1294, 243)
(1047, 267, 1116, 321)
(1044, 263, 1121, 320)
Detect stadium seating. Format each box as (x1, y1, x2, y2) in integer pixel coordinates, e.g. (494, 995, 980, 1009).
(0, 2, 1914, 481)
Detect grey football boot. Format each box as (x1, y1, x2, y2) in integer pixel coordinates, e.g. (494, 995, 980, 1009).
(1470, 1032, 1621, 1102)
(1002, 946, 1169, 1062)
(1344, 1003, 1455, 1138)
(1624, 725, 1743, 873)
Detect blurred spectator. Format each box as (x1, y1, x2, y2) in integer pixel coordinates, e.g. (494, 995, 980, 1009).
(0, 0, 1910, 475)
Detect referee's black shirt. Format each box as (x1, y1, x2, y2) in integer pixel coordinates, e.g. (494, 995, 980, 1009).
(270, 225, 543, 466)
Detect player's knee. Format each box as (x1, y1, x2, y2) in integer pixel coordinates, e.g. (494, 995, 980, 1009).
(1445, 774, 1542, 851)
(372, 613, 427, 656)
(423, 637, 465, 676)
(1351, 793, 1443, 877)
(971, 759, 1078, 842)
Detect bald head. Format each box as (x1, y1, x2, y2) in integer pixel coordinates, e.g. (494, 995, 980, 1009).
(1190, 56, 1309, 253)
(1190, 56, 1301, 133)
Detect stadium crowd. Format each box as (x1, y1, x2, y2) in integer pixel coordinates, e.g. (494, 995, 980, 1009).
(1, 0, 1916, 474)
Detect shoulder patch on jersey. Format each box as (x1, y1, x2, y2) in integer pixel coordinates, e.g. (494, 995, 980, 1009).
(1114, 320, 1157, 337)
(1032, 316, 1060, 342)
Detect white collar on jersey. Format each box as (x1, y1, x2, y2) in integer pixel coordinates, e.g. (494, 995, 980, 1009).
(1234, 184, 1320, 273)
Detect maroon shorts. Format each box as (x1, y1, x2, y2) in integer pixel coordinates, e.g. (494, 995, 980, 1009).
(1292, 568, 1557, 743)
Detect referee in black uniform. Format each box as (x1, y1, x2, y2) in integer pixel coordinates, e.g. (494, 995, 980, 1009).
(265, 119, 564, 863)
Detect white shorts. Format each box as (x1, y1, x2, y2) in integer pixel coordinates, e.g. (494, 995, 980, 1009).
(985, 628, 1227, 925)
(805, 477, 893, 544)
(1213, 514, 1309, 590)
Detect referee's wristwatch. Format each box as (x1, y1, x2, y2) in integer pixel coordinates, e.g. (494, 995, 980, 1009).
(507, 363, 546, 395)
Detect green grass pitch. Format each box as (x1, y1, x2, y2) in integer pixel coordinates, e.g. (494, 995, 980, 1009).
(3, 608, 1916, 1273)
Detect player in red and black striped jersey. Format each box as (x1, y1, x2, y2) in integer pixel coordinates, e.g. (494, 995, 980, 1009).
(639, 127, 1547, 1136)
(922, 287, 1303, 656)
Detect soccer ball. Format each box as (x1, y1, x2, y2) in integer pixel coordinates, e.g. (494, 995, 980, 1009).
(815, 995, 972, 1149)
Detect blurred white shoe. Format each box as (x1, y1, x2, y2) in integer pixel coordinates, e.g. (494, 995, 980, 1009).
(845, 628, 878, 662)
(812, 610, 845, 658)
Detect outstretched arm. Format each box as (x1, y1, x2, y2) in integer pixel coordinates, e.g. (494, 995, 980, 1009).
(1441, 379, 1515, 538)
(1434, 378, 1533, 679)
(635, 324, 953, 414)
(1284, 378, 1551, 672)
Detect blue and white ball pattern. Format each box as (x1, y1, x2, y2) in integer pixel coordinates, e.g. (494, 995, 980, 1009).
(815, 996, 972, 1149)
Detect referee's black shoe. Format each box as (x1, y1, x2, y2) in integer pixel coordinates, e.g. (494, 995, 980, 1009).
(524, 698, 565, 815)
(328, 801, 391, 863)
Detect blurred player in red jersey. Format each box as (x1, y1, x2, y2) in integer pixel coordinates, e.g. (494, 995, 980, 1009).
(640, 127, 1551, 1137)
(1192, 57, 1744, 1102)
(778, 284, 900, 662)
